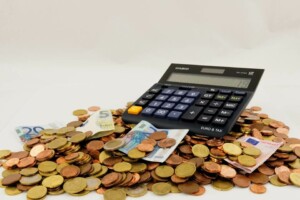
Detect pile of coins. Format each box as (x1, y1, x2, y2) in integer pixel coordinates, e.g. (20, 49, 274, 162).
(0, 104, 300, 200)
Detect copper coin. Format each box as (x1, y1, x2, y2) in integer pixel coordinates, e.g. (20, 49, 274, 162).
(103, 157, 123, 166)
(25, 138, 40, 147)
(141, 139, 156, 146)
(65, 152, 79, 161)
(36, 150, 54, 162)
(294, 147, 300, 157)
(250, 184, 266, 194)
(232, 174, 251, 188)
(194, 172, 212, 185)
(16, 183, 33, 191)
(137, 143, 154, 152)
(88, 106, 101, 112)
(220, 165, 237, 178)
(86, 140, 104, 151)
(127, 173, 140, 186)
(178, 181, 199, 194)
(192, 185, 206, 196)
(188, 157, 204, 168)
(60, 165, 80, 178)
(7, 151, 29, 159)
(2, 174, 22, 186)
(158, 138, 176, 148)
(276, 127, 289, 135)
(203, 162, 221, 173)
(275, 166, 291, 184)
(80, 163, 93, 176)
(171, 175, 188, 183)
(248, 172, 269, 184)
(101, 172, 120, 186)
(148, 131, 167, 141)
(210, 148, 226, 157)
(179, 145, 192, 154)
(166, 154, 183, 166)
(5, 158, 20, 168)
(206, 139, 224, 147)
(17, 157, 35, 168)
(147, 162, 160, 171)
(138, 171, 151, 184)
(258, 164, 274, 176)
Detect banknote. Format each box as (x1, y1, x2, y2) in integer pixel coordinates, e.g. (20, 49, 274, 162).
(16, 121, 65, 142)
(77, 109, 115, 135)
(119, 120, 189, 163)
(225, 136, 283, 173)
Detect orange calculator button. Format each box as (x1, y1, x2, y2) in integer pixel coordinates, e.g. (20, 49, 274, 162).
(128, 106, 143, 115)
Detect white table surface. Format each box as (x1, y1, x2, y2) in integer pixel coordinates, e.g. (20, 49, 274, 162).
(1, 1, 300, 199)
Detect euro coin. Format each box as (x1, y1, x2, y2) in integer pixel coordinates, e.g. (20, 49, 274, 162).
(243, 146, 261, 158)
(126, 184, 147, 197)
(73, 109, 88, 116)
(249, 184, 266, 194)
(27, 185, 47, 199)
(63, 177, 87, 194)
(152, 182, 171, 195)
(5, 186, 22, 196)
(212, 179, 234, 191)
(42, 175, 64, 188)
(128, 148, 145, 159)
(0, 150, 11, 159)
(290, 173, 300, 187)
(192, 144, 210, 158)
(104, 188, 126, 200)
(104, 139, 125, 151)
(155, 165, 174, 178)
(175, 162, 196, 178)
(85, 177, 101, 191)
(113, 162, 132, 172)
(238, 155, 256, 167)
(223, 143, 242, 156)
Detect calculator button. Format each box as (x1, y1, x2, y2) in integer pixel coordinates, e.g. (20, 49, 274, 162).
(209, 101, 223, 108)
(197, 115, 212, 123)
(181, 97, 195, 104)
(220, 89, 232, 94)
(149, 101, 163, 108)
(155, 94, 169, 101)
(174, 90, 188, 96)
(186, 91, 200, 98)
(174, 104, 189, 111)
(141, 107, 156, 115)
(195, 99, 209, 106)
(218, 109, 233, 117)
(143, 93, 155, 100)
(202, 93, 214, 99)
(181, 106, 203, 121)
(223, 102, 238, 109)
(161, 102, 175, 109)
(215, 94, 228, 101)
(212, 117, 227, 125)
(234, 91, 246, 96)
(167, 111, 182, 120)
(203, 108, 218, 115)
(149, 87, 161, 94)
(168, 96, 182, 103)
(154, 109, 169, 118)
(207, 88, 218, 93)
(229, 95, 243, 102)
(128, 106, 143, 115)
(162, 88, 175, 95)
(135, 99, 148, 106)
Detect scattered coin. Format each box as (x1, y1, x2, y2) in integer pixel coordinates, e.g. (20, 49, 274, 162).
(223, 143, 242, 156)
(104, 138, 125, 151)
(212, 179, 234, 191)
(238, 155, 256, 167)
(192, 144, 210, 158)
(27, 185, 47, 199)
(152, 182, 171, 195)
(158, 138, 176, 148)
(73, 109, 88, 116)
(250, 184, 266, 194)
(88, 106, 101, 112)
(149, 131, 167, 141)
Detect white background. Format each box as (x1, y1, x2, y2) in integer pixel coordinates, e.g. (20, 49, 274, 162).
(0, 0, 300, 199)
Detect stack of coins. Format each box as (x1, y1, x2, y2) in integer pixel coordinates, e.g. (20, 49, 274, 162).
(0, 105, 300, 200)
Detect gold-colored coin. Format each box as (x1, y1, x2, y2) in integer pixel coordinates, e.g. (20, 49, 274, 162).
(46, 138, 68, 149)
(126, 184, 147, 197)
(175, 162, 196, 178)
(2, 169, 20, 178)
(42, 175, 64, 188)
(57, 126, 75, 135)
(238, 155, 256, 167)
(92, 165, 108, 177)
(113, 162, 132, 172)
(85, 177, 101, 191)
(223, 143, 242, 156)
(289, 158, 300, 169)
(27, 185, 47, 199)
(192, 144, 210, 158)
(104, 138, 125, 151)
(5, 186, 22, 196)
(99, 151, 112, 163)
(290, 173, 300, 187)
(0, 178, 4, 188)
(69, 190, 90, 196)
(73, 109, 88, 116)
(243, 146, 261, 158)
(63, 177, 87, 194)
(104, 188, 126, 200)
(38, 161, 57, 173)
(155, 165, 174, 178)
(130, 163, 147, 173)
(20, 167, 38, 176)
(269, 175, 287, 186)
(212, 179, 234, 191)
(70, 132, 86, 143)
(20, 174, 42, 186)
(128, 148, 146, 159)
(114, 125, 126, 134)
(0, 150, 11, 159)
(152, 182, 171, 195)
(90, 163, 102, 175)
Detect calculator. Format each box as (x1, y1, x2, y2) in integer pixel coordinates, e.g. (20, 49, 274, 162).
(122, 64, 264, 137)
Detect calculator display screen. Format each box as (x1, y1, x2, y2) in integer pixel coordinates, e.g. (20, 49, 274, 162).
(167, 72, 251, 89)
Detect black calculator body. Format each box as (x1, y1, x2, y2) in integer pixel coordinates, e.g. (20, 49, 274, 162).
(122, 64, 264, 137)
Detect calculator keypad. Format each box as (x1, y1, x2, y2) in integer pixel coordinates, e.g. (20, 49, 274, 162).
(126, 84, 248, 137)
